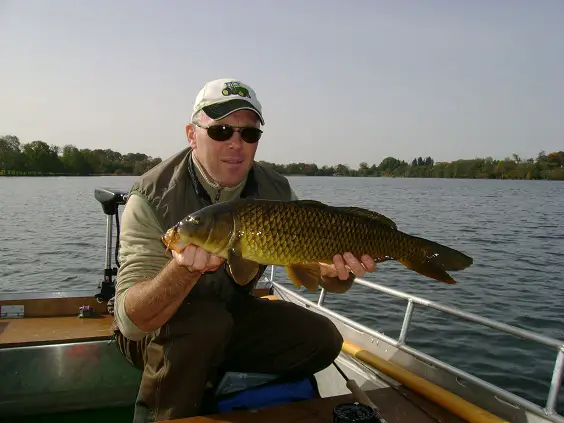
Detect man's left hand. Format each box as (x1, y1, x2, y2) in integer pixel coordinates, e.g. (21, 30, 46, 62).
(320, 253, 377, 280)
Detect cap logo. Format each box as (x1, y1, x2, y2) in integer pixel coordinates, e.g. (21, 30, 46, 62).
(221, 81, 251, 99)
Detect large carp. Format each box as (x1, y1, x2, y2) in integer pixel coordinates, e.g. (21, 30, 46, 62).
(162, 199, 473, 293)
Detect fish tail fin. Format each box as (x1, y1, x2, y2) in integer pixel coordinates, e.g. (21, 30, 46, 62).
(398, 258, 457, 284)
(399, 236, 474, 284)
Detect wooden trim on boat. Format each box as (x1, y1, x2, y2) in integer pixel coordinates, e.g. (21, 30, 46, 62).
(253, 288, 272, 297)
(260, 294, 279, 301)
(341, 340, 509, 423)
(0, 315, 114, 348)
(0, 289, 272, 319)
(0, 296, 108, 318)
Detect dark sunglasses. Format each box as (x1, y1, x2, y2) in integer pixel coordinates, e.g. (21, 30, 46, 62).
(192, 122, 263, 144)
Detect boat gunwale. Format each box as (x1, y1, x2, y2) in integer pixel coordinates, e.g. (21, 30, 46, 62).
(0, 289, 102, 301)
(266, 270, 564, 423)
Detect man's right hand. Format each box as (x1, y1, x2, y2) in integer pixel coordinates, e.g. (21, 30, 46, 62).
(172, 244, 225, 274)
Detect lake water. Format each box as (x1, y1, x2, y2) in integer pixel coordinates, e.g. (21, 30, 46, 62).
(1, 175, 563, 414)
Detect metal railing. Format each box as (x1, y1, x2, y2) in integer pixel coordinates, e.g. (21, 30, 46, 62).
(266, 266, 564, 421)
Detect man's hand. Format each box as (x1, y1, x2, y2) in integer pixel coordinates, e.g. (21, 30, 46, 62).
(320, 253, 377, 280)
(172, 244, 225, 274)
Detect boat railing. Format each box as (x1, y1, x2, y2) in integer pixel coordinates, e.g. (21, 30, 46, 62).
(265, 266, 564, 421)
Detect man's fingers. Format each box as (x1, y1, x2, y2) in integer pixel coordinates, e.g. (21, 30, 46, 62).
(343, 252, 365, 277)
(361, 254, 377, 272)
(192, 248, 210, 271)
(332, 254, 350, 280)
(174, 244, 196, 267)
(172, 244, 224, 274)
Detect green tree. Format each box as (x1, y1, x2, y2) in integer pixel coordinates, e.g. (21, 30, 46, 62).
(0, 135, 25, 174)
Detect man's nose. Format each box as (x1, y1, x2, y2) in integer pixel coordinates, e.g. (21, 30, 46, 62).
(226, 132, 244, 148)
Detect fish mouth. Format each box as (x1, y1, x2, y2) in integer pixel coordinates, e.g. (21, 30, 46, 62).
(162, 227, 183, 254)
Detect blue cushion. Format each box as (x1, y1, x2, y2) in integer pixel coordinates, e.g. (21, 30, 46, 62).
(216, 377, 317, 413)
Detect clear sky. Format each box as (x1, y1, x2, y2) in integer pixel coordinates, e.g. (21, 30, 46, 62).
(1, 0, 562, 168)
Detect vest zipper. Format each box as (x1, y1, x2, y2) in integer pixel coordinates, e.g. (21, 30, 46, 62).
(215, 188, 222, 202)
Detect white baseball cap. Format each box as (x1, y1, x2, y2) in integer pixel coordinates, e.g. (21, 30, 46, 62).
(191, 78, 264, 125)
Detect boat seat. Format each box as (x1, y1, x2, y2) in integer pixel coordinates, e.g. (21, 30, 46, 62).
(0, 314, 114, 348)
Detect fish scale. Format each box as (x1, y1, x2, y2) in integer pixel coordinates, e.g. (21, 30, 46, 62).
(235, 201, 417, 265)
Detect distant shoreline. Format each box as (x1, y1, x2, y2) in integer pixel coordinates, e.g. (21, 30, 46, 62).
(1, 135, 563, 180)
(0, 172, 137, 177)
(1, 172, 562, 181)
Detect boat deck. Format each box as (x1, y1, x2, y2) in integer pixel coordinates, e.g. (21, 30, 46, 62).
(172, 387, 466, 423)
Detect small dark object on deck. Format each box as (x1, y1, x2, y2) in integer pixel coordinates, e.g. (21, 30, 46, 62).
(333, 402, 381, 422)
(78, 305, 94, 318)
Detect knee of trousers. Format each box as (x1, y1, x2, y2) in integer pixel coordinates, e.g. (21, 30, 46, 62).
(311, 317, 344, 364)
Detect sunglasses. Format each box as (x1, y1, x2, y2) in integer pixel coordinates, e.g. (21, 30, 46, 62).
(192, 122, 263, 144)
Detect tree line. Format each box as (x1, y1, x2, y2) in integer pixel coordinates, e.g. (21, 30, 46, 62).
(257, 152, 564, 180)
(0, 135, 162, 176)
(1, 134, 563, 180)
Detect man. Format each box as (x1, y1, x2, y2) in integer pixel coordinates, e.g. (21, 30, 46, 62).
(112, 78, 377, 422)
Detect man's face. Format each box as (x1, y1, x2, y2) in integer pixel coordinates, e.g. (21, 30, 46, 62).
(187, 109, 261, 187)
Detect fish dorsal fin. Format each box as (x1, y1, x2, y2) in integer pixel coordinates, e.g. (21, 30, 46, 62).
(291, 199, 325, 206)
(291, 199, 397, 229)
(336, 207, 398, 230)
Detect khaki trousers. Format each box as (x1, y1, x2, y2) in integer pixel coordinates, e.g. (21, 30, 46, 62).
(114, 292, 343, 422)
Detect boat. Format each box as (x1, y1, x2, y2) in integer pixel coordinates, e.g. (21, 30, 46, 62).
(0, 187, 562, 423)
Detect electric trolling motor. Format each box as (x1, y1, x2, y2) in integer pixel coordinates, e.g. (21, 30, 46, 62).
(93, 188, 129, 303)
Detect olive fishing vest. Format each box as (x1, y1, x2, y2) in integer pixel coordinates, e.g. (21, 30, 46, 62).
(128, 147, 293, 302)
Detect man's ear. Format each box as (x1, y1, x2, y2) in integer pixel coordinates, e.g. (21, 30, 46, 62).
(186, 124, 197, 148)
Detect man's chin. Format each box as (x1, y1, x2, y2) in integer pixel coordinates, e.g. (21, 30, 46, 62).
(218, 162, 248, 186)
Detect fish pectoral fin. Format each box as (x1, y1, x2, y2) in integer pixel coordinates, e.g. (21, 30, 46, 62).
(336, 207, 398, 230)
(319, 272, 356, 294)
(227, 250, 261, 286)
(285, 263, 322, 292)
(398, 257, 456, 284)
